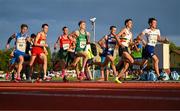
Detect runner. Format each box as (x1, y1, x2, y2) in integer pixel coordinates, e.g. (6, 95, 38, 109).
(30, 24, 49, 81)
(70, 20, 91, 80)
(84, 43, 97, 81)
(98, 39, 108, 81)
(6, 24, 30, 81)
(137, 18, 169, 80)
(113, 19, 134, 83)
(22, 33, 36, 80)
(95, 26, 118, 81)
(54, 26, 75, 81)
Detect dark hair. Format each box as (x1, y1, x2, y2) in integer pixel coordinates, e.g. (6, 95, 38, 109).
(125, 19, 132, 25)
(148, 18, 157, 25)
(124, 19, 132, 25)
(42, 24, 49, 28)
(31, 33, 36, 38)
(21, 24, 28, 29)
(62, 26, 68, 31)
(78, 20, 86, 26)
(110, 26, 116, 30)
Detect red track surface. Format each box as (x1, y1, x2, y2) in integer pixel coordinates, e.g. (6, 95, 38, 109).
(0, 82, 180, 110)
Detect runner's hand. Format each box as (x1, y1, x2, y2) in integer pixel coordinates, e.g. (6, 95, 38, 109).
(164, 38, 169, 43)
(120, 44, 125, 48)
(10, 51, 14, 57)
(6, 44, 10, 50)
(54, 43, 58, 50)
(44, 44, 48, 47)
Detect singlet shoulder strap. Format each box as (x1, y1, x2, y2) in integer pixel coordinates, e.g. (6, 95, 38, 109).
(79, 30, 87, 35)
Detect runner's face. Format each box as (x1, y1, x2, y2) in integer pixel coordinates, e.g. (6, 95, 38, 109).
(126, 20, 133, 29)
(63, 28, 69, 35)
(21, 27, 28, 34)
(150, 20, 157, 29)
(111, 28, 117, 35)
(31, 38, 35, 42)
(80, 23, 86, 30)
(43, 26, 49, 34)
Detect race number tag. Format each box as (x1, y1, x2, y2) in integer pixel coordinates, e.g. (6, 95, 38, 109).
(16, 38, 26, 52)
(63, 44, 69, 50)
(80, 41, 86, 49)
(149, 35, 157, 45)
(40, 40, 46, 45)
(108, 44, 115, 51)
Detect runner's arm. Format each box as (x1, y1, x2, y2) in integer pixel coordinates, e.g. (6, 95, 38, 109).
(129, 35, 134, 46)
(6, 34, 16, 49)
(157, 35, 169, 43)
(34, 33, 48, 47)
(87, 32, 91, 44)
(54, 37, 60, 50)
(98, 35, 107, 48)
(137, 31, 147, 45)
(115, 28, 127, 47)
(70, 31, 79, 39)
(26, 36, 31, 42)
(44, 47, 48, 55)
(117, 28, 126, 37)
(136, 32, 144, 41)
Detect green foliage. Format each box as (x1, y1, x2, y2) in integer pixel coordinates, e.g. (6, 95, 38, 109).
(0, 49, 12, 71)
(169, 42, 177, 51)
(46, 47, 52, 70)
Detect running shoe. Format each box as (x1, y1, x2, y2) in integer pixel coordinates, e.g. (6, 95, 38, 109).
(79, 72, 86, 78)
(114, 77, 122, 83)
(5, 73, 9, 80)
(158, 75, 166, 80)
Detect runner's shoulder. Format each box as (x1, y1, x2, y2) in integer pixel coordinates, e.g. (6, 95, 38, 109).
(74, 30, 79, 37)
(86, 31, 90, 36)
(37, 32, 43, 35)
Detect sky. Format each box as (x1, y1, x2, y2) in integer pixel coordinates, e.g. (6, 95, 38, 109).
(0, 0, 179, 52)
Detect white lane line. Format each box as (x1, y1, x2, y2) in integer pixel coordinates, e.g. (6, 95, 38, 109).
(1, 87, 180, 93)
(0, 92, 180, 101)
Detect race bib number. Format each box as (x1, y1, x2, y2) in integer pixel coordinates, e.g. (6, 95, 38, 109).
(80, 41, 86, 49)
(40, 40, 46, 45)
(17, 43, 26, 52)
(63, 44, 69, 50)
(108, 44, 115, 50)
(16, 38, 26, 52)
(149, 36, 157, 45)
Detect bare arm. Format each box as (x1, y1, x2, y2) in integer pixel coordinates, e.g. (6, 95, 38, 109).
(86, 32, 91, 44)
(70, 30, 79, 39)
(157, 35, 169, 43)
(26, 36, 31, 42)
(98, 35, 107, 48)
(136, 31, 148, 47)
(44, 47, 48, 55)
(129, 34, 133, 46)
(34, 33, 48, 47)
(54, 37, 60, 50)
(117, 28, 126, 37)
(115, 28, 127, 47)
(136, 32, 144, 41)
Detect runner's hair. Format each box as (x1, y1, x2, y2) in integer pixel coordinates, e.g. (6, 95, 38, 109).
(125, 19, 132, 26)
(42, 24, 49, 28)
(148, 18, 157, 25)
(21, 24, 28, 29)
